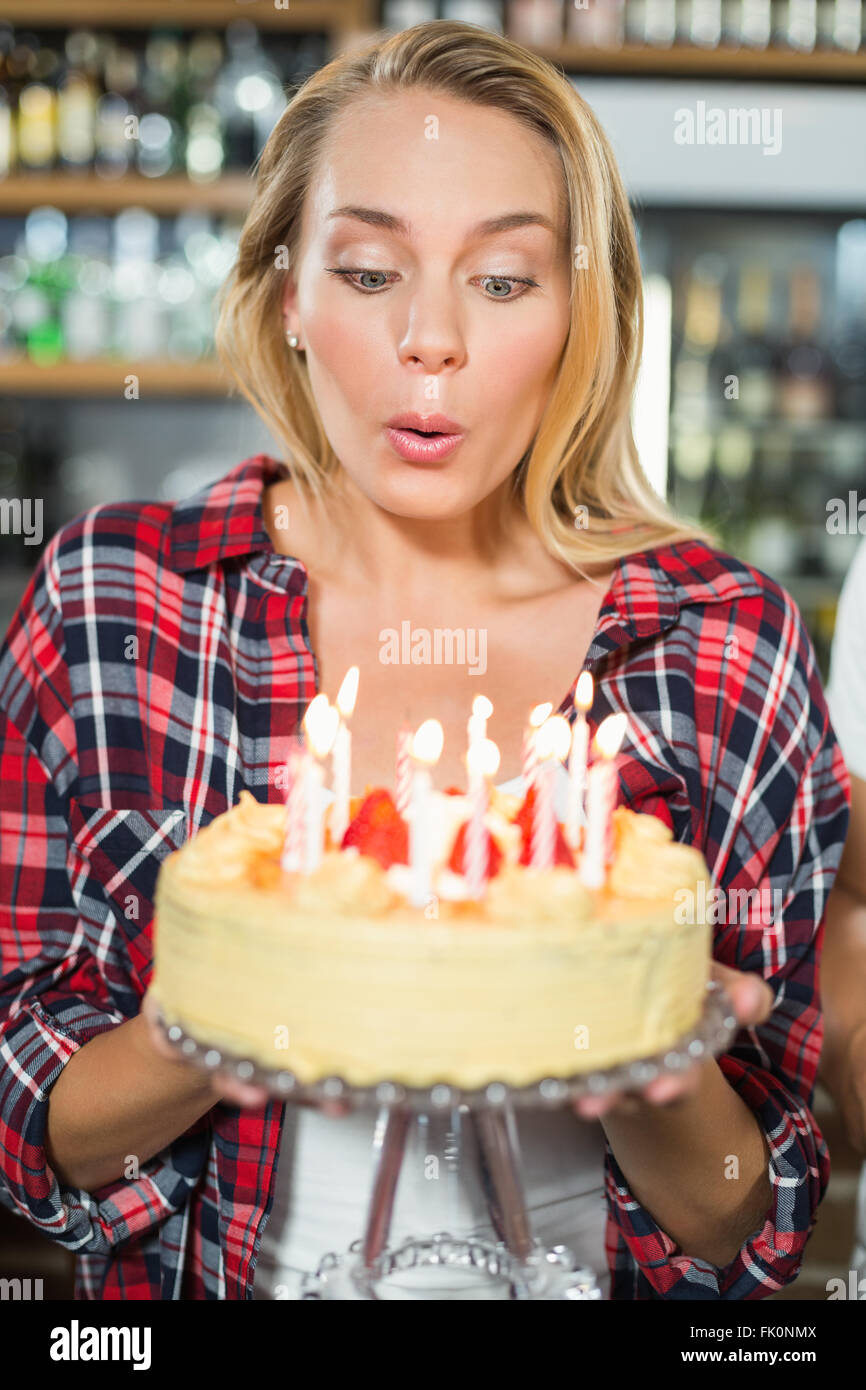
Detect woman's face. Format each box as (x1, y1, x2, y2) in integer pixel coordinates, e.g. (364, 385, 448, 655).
(283, 88, 572, 520)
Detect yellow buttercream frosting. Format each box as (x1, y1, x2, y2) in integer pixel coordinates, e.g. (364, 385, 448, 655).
(151, 792, 713, 1087)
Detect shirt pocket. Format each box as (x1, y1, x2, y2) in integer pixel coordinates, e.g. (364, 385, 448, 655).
(66, 801, 190, 1008)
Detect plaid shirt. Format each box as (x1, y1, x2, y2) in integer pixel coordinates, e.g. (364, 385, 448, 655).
(0, 452, 850, 1300)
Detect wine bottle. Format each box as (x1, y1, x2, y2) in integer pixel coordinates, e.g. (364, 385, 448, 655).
(727, 264, 776, 420)
(774, 266, 834, 423)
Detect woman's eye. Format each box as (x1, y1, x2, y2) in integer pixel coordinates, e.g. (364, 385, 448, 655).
(325, 268, 539, 301)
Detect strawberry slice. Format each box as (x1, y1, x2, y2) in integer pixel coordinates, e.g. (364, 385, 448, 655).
(447, 818, 504, 879)
(340, 788, 408, 870)
(513, 783, 576, 868)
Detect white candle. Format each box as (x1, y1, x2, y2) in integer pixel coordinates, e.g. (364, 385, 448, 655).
(302, 694, 340, 873)
(565, 671, 594, 851)
(530, 715, 571, 869)
(408, 718, 444, 908)
(522, 701, 552, 792)
(331, 666, 359, 845)
(464, 737, 500, 898)
(465, 695, 493, 789)
(579, 713, 628, 889)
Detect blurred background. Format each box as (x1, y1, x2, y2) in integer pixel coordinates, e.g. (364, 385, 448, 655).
(0, 0, 864, 1299)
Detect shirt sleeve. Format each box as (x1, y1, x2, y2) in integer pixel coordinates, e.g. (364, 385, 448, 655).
(825, 537, 866, 779)
(0, 538, 208, 1253)
(605, 579, 850, 1298)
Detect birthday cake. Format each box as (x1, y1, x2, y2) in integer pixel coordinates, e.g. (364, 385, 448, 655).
(151, 773, 713, 1089)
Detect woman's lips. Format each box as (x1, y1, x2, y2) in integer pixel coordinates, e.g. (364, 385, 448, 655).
(383, 426, 465, 462)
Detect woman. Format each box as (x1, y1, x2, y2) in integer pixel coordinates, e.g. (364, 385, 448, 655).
(0, 21, 849, 1301)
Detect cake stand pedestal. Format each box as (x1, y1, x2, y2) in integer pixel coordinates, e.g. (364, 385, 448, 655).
(155, 979, 736, 1299)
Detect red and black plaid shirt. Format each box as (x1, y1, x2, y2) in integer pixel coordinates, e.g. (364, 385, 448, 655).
(0, 452, 850, 1299)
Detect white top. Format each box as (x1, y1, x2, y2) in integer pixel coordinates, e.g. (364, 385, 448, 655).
(252, 768, 610, 1300)
(824, 538, 866, 1265)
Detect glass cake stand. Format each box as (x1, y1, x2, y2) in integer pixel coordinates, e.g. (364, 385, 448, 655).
(155, 980, 736, 1300)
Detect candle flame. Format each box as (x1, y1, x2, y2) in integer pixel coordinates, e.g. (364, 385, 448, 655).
(535, 714, 572, 762)
(594, 711, 627, 760)
(304, 695, 340, 759)
(529, 701, 553, 728)
(335, 665, 359, 718)
(411, 718, 444, 765)
(574, 671, 593, 712)
(466, 736, 500, 779)
(472, 694, 493, 720)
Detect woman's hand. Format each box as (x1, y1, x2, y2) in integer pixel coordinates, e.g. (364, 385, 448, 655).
(572, 960, 774, 1119)
(139, 987, 350, 1115)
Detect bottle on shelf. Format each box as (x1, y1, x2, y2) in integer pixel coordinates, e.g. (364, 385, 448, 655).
(772, 0, 819, 48)
(567, 0, 627, 45)
(773, 265, 835, 423)
(678, 0, 724, 47)
(725, 263, 776, 421)
(214, 21, 285, 173)
(816, 0, 862, 49)
(671, 257, 726, 427)
(507, 0, 566, 44)
(57, 31, 99, 171)
(722, 0, 773, 45)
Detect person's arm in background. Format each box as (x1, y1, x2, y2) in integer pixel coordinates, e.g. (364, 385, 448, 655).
(819, 538, 866, 1156)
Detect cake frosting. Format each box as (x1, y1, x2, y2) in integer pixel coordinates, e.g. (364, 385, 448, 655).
(151, 790, 712, 1088)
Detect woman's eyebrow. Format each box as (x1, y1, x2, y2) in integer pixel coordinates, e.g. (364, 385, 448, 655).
(325, 206, 556, 239)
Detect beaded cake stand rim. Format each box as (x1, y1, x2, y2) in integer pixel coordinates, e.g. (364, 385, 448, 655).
(153, 978, 736, 1111)
(298, 1231, 604, 1301)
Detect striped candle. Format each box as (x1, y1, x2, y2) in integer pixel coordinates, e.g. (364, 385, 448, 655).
(394, 725, 413, 815)
(522, 701, 553, 792)
(464, 737, 500, 898)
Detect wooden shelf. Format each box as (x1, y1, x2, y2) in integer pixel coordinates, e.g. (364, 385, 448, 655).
(0, 0, 369, 34)
(0, 358, 232, 395)
(538, 39, 866, 80)
(0, 171, 254, 215)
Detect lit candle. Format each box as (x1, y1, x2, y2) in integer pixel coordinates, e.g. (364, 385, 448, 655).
(466, 694, 493, 759)
(464, 736, 501, 898)
(331, 666, 359, 845)
(280, 737, 307, 872)
(531, 715, 571, 869)
(302, 694, 340, 874)
(565, 671, 594, 852)
(408, 718, 444, 908)
(522, 701, 553, 792)
(394, 723, 413, 815)
(579, 712, 628, 890)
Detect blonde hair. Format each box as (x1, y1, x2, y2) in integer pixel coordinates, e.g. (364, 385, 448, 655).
(215, 19, 715, 568)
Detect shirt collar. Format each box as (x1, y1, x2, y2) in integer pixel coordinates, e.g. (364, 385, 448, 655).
(167, 453, 290, 573)
(167, 453, 764, 644)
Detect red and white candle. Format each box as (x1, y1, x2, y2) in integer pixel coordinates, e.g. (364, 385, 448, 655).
(408, 718, 444, 908)
(280, 738, 307, 872)
(579, 712, 628, 889)
(302, 694, 340, 874)
(522, 701, 553, 793)
(530, 714, 571, 869)
(394, 724, 413, 815)
(331, 666, 359, 845)
(565, 671, 594, 852)
(464, 736, 500, 898)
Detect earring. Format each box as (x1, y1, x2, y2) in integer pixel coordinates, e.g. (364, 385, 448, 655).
(286, 331, 300, 348)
